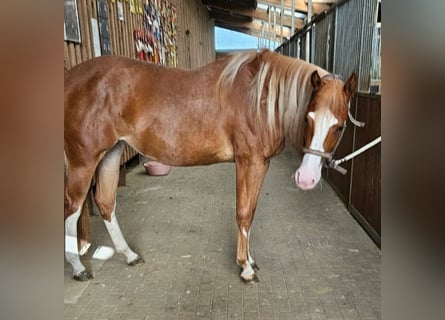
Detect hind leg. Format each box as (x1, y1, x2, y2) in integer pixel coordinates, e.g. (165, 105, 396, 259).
(94, 142, 144, 266)
(65, 166, 96, 281)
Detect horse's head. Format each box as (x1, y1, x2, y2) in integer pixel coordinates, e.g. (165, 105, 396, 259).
(295, 71, 357, 190)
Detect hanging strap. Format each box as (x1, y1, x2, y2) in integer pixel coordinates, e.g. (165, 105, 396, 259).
(348, 109, 365, 127)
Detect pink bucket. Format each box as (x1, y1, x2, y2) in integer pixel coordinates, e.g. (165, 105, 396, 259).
(143, 161, 171, 176)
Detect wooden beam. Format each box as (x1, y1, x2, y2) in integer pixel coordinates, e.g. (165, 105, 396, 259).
(258, 0, 329, 14)
(202, 0, 256, 10)
(209, 10, 253, 23)
(207, 5, 304, 29)
(215, 19, 291, 40)
(307, 0, 339, 4)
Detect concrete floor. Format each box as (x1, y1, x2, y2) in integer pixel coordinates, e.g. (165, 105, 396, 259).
(64, 147, 380, 320)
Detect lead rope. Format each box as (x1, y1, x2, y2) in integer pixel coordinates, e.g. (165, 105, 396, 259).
(334, 136, 381, 166)
(326, 126, 381, 175)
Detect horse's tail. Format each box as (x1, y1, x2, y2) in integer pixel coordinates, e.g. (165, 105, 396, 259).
(77, 202, 91, 255)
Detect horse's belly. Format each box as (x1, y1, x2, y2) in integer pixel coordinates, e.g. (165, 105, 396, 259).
(122, 135, 234, 166)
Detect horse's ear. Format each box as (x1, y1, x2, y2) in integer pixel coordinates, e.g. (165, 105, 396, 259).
(311, 70, 322, 90)
(245, 53, 262, 78)
(344, 72, 358, 99)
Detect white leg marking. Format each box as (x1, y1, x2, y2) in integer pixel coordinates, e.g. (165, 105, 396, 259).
(247, 230, 255, 266)
(65, 208, 81, 241)
(92, 246, 115, 260)
(242, 227, 248, 238)
(65, 235, 78, 254)
(247, 253, 255, 265)
(78, 240, 91, 256)
(65, 208, 86, 275)
(103, 203, 138, 263)
(241, 263, 255, 279)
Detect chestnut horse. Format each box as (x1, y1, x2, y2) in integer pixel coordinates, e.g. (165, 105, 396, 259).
(64, 49, 357, 283)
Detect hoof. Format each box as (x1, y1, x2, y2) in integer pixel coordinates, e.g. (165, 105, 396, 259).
(128, 256, 145, 266)
(241, 273, 259, 284)
(251, 262, 260, 271)
(73, 270, 93, 281)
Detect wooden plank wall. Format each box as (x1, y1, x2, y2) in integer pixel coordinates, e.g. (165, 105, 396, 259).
(324, 94, 381, 246)
(64, 0, 214, 71)
(171, 0, 215, 68)
(64, 0, 142, 70)
(350, 94, 381, 239)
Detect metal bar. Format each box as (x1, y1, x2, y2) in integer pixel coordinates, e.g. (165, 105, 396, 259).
(280, 0, 284, 43)
(268, 6, 271, 49)
(306, 0, 312, 62)
(291, 0, 295, 35)
(297, 37, 300, 58)
(275, 0, 352, 53)
(326, 20, 330, 69)
(260, 22, 263, 48)
(290, 0, 350, 42)
(358, 0, 366, 92)
(273, 6, 277, 49)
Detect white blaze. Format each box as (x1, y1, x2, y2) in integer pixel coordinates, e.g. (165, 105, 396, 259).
(296, 109, 338, 190)
(307, 110, 338, 152)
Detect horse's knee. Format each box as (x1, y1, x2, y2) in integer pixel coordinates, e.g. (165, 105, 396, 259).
(236, 212, 252, 229)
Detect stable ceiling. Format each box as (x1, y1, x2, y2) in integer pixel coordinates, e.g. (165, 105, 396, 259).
(202, 0, 339, 42)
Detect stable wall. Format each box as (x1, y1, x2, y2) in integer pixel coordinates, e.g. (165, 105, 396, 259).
(64, 0, 215, 70)
(172, 0, 215, 68)
(323, 94, 381, 246)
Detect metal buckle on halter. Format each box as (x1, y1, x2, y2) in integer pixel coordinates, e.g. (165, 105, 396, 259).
(325, 159, 347, 175)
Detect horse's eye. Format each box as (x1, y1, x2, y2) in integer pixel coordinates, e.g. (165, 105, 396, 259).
(304, 117, 308, 124)
(336, 126, 344, 133)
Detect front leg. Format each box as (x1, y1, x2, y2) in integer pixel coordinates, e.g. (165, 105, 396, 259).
(235, 157, 269, 284)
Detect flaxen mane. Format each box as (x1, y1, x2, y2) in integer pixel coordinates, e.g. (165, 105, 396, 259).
(216, 50, 329, 148)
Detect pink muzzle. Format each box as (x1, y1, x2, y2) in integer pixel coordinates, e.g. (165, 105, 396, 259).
(295, 154, 322, 190)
